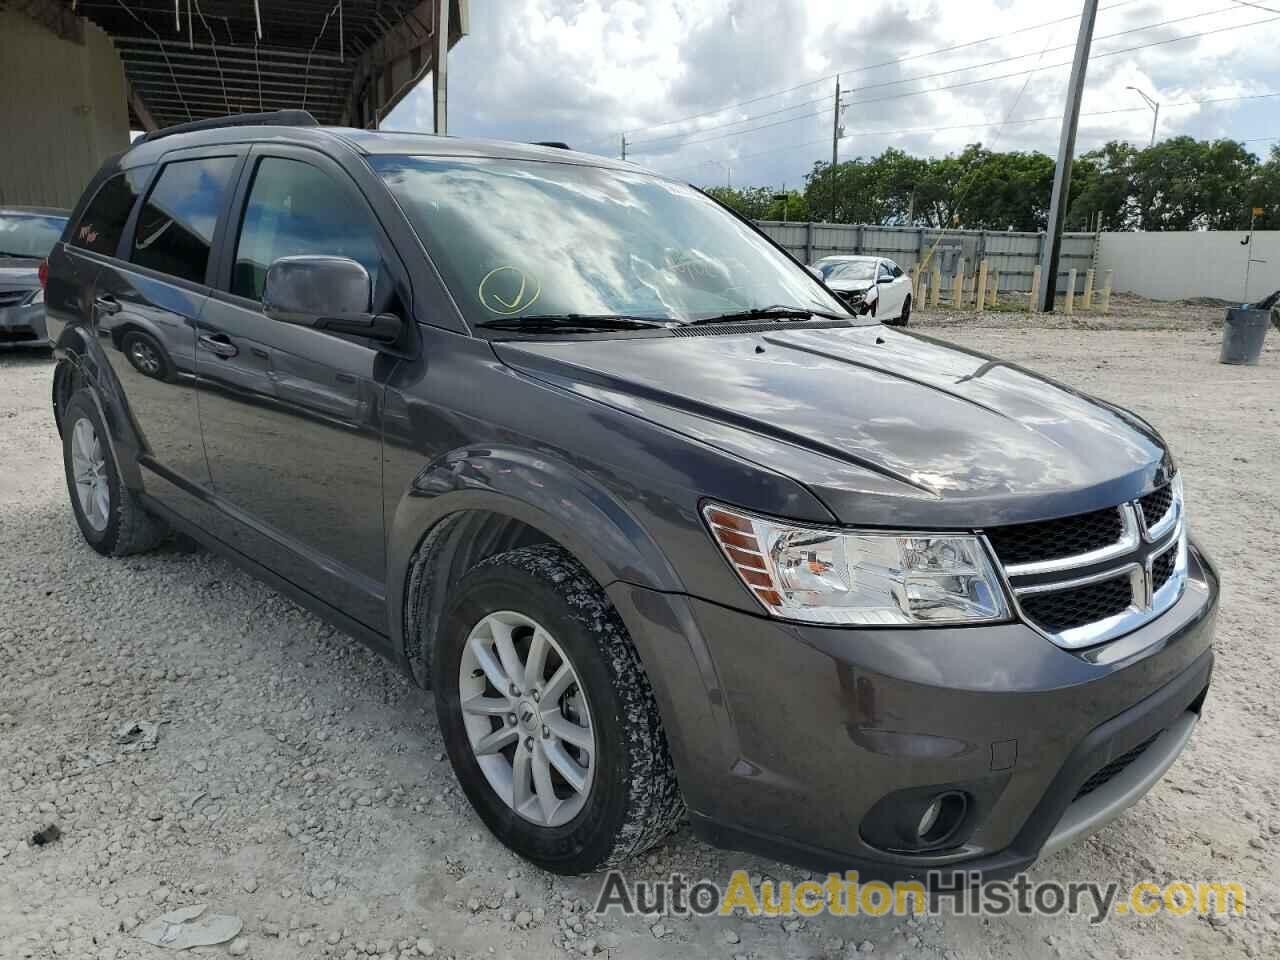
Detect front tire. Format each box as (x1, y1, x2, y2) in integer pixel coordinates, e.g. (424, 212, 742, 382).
(61, 390, 167, 556)
(434, 544, 684, 874)
(889, 295, 911, 327)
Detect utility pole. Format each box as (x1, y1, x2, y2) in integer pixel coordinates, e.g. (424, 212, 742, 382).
(1126, 86, 1159, 147)
(620, 134, 627, 161)
(1244, 206, 1265, 301)
(1036, 0, 1100, 313)
(830, 76, 841, 223)
(432, 0, 450, 135)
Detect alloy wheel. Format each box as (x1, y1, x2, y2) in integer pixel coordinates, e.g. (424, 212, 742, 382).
(70, 417, 110, 532)
(458, 610, 596, 827)
(128, 338, 161, 376)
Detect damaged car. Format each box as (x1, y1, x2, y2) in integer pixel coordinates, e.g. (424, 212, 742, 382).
(811, 254, 912, 326)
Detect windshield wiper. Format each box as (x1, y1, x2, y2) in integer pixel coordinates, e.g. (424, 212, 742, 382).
(475, 313, 676, 333)
(685, 305, 848, 325)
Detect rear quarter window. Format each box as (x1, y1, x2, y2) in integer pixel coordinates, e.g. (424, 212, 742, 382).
(70, 167, 151, 256)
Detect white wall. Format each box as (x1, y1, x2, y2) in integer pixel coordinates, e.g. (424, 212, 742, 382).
(1097, 230, 1280, 303)
(0, 10, 130, 209)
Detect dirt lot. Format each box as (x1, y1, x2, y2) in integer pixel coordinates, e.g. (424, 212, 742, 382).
(2, 310, 1279, 960)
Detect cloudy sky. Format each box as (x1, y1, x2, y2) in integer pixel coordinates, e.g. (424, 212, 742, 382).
(384, 0, 1280, 189)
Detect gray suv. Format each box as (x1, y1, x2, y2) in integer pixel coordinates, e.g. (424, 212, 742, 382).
(46, 112, 1216, 880)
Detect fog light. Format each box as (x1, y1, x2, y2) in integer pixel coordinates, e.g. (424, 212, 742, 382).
(917, 800, 942, 839)
(917, 792, 967, 846)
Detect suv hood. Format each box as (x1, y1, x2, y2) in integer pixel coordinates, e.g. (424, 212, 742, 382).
(495, 324, 1171, 528)
(0, 263, 41, 293)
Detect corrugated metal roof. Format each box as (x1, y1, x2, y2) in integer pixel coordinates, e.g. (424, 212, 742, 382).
(67, 1, 462, 129)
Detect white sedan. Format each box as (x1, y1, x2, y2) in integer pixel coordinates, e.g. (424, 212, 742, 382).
(810, 255, 912, 326)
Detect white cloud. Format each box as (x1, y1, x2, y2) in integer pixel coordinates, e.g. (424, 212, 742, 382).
(383, 0, 1280, 187)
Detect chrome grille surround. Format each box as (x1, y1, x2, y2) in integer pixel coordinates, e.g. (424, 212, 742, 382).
(985, 476, 1186, 650)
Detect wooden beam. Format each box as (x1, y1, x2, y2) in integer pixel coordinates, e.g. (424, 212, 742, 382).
(128, 84, 159, 133)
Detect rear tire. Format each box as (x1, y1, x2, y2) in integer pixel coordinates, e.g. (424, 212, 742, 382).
(61, 390, 167, 556)
(434, 544, 684, 874)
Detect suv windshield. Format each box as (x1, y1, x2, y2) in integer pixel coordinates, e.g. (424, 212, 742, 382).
(817, 259, 877, 284)
(0, 214, 67, 259)
(373, 156, 851, 328)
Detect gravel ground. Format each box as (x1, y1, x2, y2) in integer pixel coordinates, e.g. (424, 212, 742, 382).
(3, 313, 1279, 960)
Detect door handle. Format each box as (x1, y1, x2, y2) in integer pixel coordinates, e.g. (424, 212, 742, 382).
(94, 294, 122, 315)
(198, 334, 239, 359)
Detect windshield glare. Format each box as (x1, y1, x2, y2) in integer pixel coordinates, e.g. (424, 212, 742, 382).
(819, 259, 876, 284)
(0, 214, 66, 259)
(373, 156, 851, 327)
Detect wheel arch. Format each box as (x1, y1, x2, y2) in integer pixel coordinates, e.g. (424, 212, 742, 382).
(52, 325, 146, 489)
(388, 444, 687, 687)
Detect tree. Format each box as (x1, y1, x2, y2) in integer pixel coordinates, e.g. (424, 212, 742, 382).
(1068, 142, 1138, 231)
(699, 137, 1272, 232)
(1128, 137, 1258, 230)
(761, 190, 811, 221)
(700, 186, 777, 220)
(1245, 146, 1280, 230)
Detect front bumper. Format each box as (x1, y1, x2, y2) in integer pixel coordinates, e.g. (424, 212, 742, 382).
(0, 301, 50, 347)
(609, 540, 1217, 881)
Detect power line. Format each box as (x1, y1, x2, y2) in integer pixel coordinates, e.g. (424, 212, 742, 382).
(629, 13, 1280, 154)
(631, 4, 1246, 151)
(1232, 0, 1280, 14)
(625, 0, 1149, 137)
(661, 94, 1280, 177)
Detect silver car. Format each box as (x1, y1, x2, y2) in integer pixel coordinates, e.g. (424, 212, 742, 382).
(1, 206, 70, 349)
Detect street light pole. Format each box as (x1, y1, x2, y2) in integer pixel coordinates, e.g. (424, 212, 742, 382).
(1035, 0, 1100, 313)
(1126, 86, 1160, 147)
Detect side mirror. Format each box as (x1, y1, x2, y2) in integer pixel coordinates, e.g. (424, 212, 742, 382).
(262, 255, 402, 343)
(877, 275, 893, 284)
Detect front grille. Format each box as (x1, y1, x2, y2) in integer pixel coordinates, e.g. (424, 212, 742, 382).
(1073, 732, 1161, 801)
(1020, 574, 1133, 634)
(1139, 481, 1174, 529)
(1151, 546, 1176, 594)
(0, 289, 33, 307)
(986, 506, 1124, 567)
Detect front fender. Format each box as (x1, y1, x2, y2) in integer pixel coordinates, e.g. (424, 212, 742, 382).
(386, 443, 687, 652)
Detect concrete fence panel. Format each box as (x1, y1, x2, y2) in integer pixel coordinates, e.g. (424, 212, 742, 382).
(1097, 231, 1280, 302)
(755, 221, 1096, 294)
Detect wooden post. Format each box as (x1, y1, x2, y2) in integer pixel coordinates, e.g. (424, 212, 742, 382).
(1101, 269, 1113, 314)
(912, 264, 922, 302)
(919, 276, 928, 307)
(953, 258, 966, 308)
(1083, 268, 1095, 309)
(976, 259, 989, 312)
(1065, 268, 1077, 315)
(991, 270, 1000, 306)
(930, 265, 942, 307)
(1030, 266, 1042, 312)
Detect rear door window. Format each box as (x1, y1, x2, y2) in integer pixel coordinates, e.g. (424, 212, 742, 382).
(130, 156, 237, 285)
(69, 168, 150, 256)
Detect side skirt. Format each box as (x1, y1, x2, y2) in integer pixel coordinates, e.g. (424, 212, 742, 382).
(141, 495, 402, 671)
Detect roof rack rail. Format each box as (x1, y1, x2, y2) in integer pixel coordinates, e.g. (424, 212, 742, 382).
(532, 141, 571, 150)
(135, 110, 318, 145)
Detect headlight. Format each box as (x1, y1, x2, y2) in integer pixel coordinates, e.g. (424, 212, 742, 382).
(25, 288, 44, 305)
(703, 504, 1010, 626)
